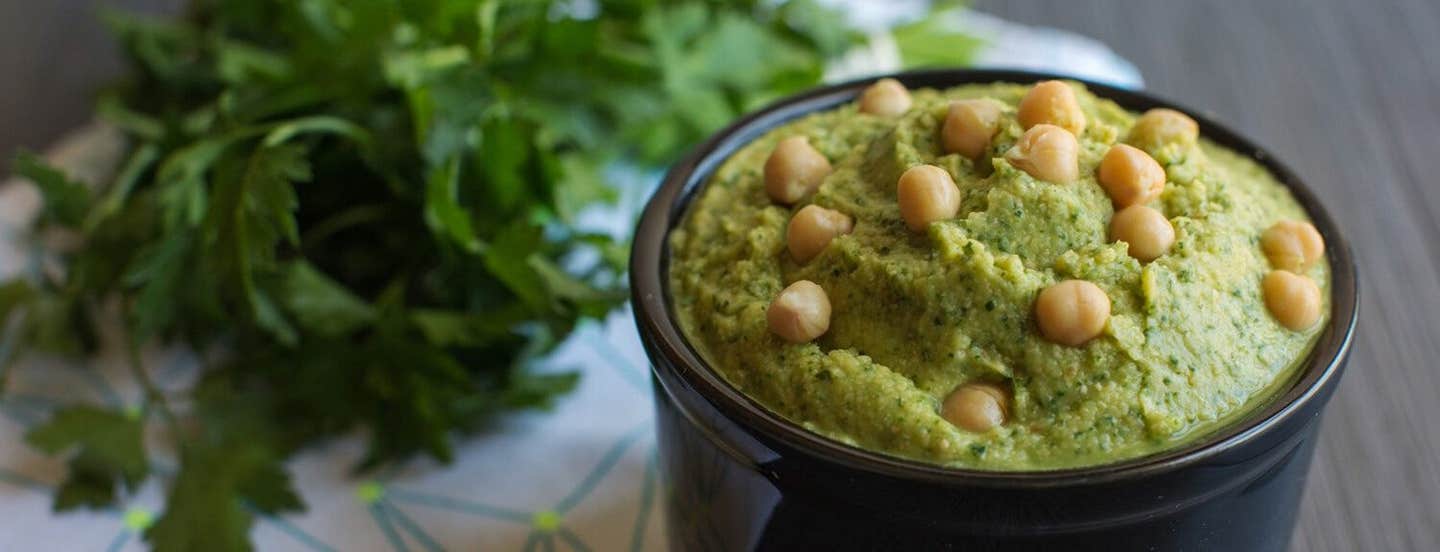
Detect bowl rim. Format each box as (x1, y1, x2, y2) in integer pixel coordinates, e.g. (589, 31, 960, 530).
(629, 68, 1359, 488)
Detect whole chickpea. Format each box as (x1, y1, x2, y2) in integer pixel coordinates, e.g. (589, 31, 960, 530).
(942, 99, 1004, 159)
(858, 78, 913, 117)
(1110, 205, 1176, 262)
(896, 165, 962, 232)
(1018, 80, 1087, 135)
(764, 137, 832, 204)
(1127, 108, 1199, 152)
(1035, 280, 1111, 346)
(1261, 220, 1325, 271)
(1262, 270, 1322, 331)
(1005, 124, 1080, 184)
(942, 382, 1010, 433)
(767, 280, 833, 343)
(787, 205, 854, 263)
(1098, 144, 1166, 207)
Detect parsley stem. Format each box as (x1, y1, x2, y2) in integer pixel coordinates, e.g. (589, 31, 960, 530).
(299, 203, 393, 250)
(124, 329, 180, 433)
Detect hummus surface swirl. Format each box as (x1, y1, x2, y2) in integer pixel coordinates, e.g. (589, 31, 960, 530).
(668, 82, 1329, 470)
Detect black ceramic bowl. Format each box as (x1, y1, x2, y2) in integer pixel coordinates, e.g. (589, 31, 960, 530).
(630, 69, 1358, 551)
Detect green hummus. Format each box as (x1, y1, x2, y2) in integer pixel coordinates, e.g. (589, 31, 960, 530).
(668, 82, 1330, 470)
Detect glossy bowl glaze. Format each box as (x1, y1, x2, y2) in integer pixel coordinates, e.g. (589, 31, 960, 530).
(631, 69, 1358, 551)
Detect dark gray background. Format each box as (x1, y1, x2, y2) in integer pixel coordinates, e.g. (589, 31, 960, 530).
(3, 1, 1437, 550)
(970, 3, 1440, 550)
(0, 0, 181, 167)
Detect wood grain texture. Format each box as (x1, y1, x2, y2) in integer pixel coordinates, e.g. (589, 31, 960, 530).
(0, 1, 1435, 550)
(0, 0, 182, 173)
(973, 1, 1440, 550)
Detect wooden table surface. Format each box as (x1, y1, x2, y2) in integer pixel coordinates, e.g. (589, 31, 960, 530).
(974, 1, 1440, 550)
(3, 1, 1437, 550)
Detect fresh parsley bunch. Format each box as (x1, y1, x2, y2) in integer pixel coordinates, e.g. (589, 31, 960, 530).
(0, 0, 973, 549)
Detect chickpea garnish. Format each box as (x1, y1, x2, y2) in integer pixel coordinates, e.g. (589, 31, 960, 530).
(858, 78, 913, 117)
(1005, 124, 1079, 184)
(942, 99, 1004, 159)
(764, 136, 833, 204)
(1263, 270, 1322, 331)
(1261, 220, 1325, 272)
(1035, 280, 1110, 346)
(1110, 205, 1175, 262)
(942, 382, 1010, 433)
(767, 280, 832, 343)
(1098, 144, 1166, 207)
(1017, 80, 1087, 135)
(1127, 108, 1199, 152)
(787, 205, 854, 263)
(896, 165, 961, 232)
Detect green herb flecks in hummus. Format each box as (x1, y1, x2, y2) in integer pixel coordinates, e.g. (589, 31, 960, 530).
(668, 82, 1330, 470)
